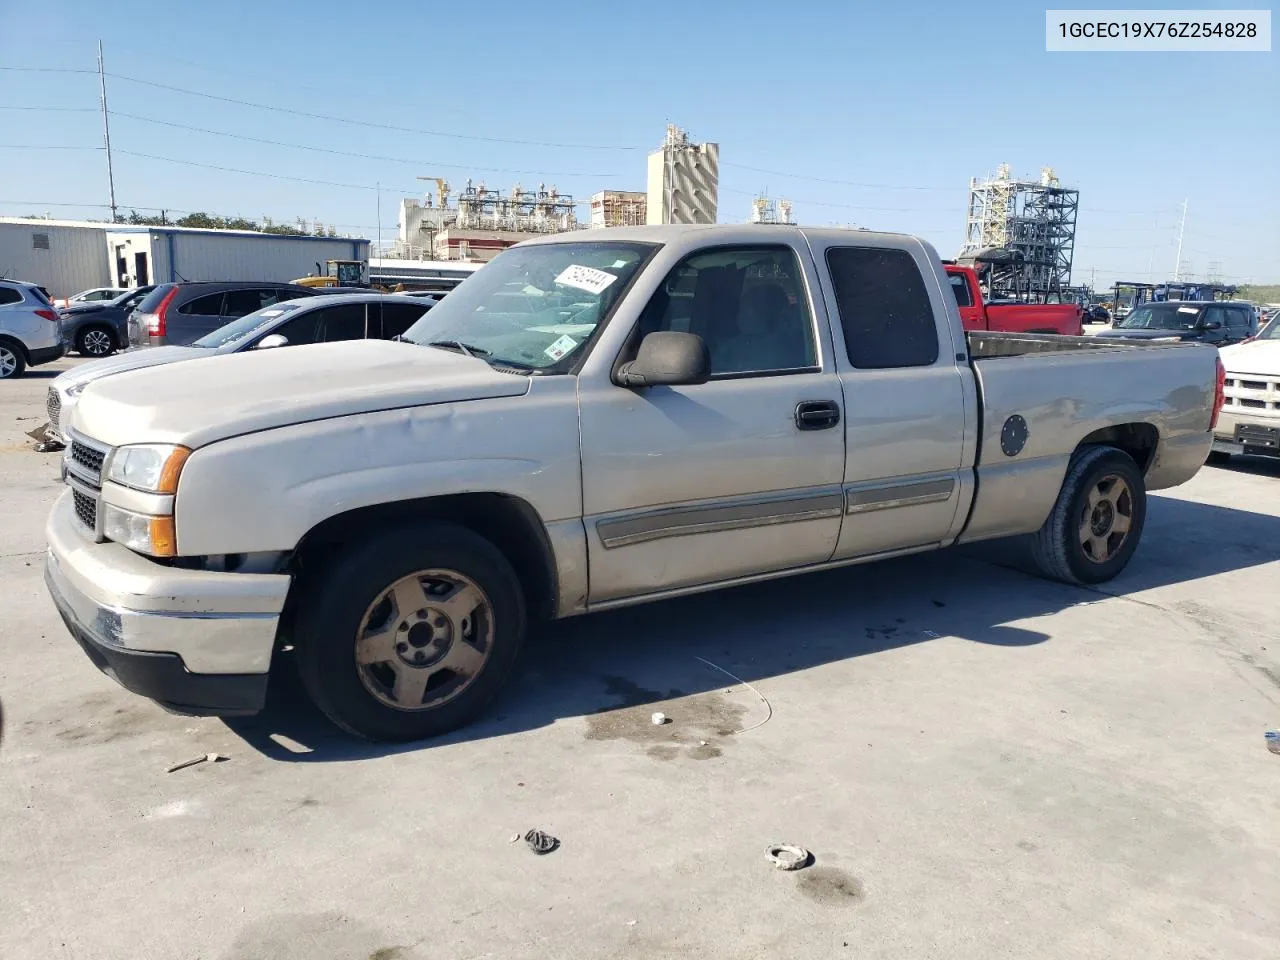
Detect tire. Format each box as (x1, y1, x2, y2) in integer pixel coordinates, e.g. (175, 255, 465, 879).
(0, 340, 26, 379)
(76, 325, 117, 358)
(294, 521, 526, 741)
(1029, 446, 1146, 585)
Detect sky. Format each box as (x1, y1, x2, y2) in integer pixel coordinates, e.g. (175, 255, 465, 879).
(1, 0, 1276, 286)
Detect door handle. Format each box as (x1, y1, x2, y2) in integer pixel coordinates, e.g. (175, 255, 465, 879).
(795, 399, 841, 431)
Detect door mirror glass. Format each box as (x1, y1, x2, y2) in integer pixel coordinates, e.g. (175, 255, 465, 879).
(255, 333, 289, 349)
(1203, 318, 1224, 331)
(617, 331, 710, 387)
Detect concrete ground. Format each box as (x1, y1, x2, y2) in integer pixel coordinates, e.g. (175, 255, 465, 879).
(1, 357, 1278, 960)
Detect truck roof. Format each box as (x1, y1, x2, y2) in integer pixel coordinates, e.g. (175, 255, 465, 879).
(519, 223, 925, 248)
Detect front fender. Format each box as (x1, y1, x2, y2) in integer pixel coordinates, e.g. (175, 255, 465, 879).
(174, 382, 582, 556)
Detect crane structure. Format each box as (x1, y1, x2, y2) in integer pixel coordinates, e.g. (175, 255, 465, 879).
(959, 164, 1079, 301)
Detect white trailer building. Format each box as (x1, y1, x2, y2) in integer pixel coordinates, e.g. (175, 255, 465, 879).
(0, 218, 369, 298)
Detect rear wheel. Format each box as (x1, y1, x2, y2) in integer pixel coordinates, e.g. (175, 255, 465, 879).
(1030, 447, 1146, 585)
(0, 341, 25, 379)
(76, 325, 117, 358)
(294, 522, 526, 741)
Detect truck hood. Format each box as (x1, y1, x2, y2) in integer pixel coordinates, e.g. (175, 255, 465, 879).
(1220, 339, 1280, 375)
(72, 339, 531, 449)
(53, 346, 206, 394)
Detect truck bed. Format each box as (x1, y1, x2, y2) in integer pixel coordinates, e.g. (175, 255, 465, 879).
(967, 330, 1191, 359)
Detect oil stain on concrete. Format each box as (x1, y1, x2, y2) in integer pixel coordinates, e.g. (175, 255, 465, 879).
(584, 675, 746, 760)
(220, 911, 416, 960)
(796, 867, 866, 906)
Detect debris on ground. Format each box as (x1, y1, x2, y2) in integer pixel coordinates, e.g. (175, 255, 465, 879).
(26, 423, 64, 452)
(508, 834, 520, 844)
(1266, 731, 1280, 755)
(166, 752, 227, 773)
(765, 844, 813, 871)
(650, 712, 668, 725)
(694, 656, 773, 734)
(524, 828, 559, 855)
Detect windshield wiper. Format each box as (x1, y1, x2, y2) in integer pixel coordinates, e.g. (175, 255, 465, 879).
(427, 339, 489, 358)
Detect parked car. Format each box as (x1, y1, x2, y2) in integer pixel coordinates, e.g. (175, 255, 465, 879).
(58, 286, 156, 358)
(128, 281, 318, 347)
(1095, 301, 1257, 345)
(945, 265, 1083, 335)
(44, 224, 1221, 741)
(53, 287, 128, 309)
(45, 294, 437, 443)
(1211, 316, 1280, 460)
(1084, 305, 1111, 324)
(0, 279, 64, 379)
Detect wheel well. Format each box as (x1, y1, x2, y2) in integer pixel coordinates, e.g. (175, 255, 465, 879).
(1077, 422, 1159, 472)
(290, 493, 560, 622)
(0, 335, 28, 362)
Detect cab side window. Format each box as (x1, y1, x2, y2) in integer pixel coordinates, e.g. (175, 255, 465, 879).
(315, 304, 369, 342)
(633, 246, 817, 377)
(826, 247, 939, 369)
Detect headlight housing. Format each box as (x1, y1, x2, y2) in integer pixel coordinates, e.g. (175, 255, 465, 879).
(65, 382, 88, 398)
(102, 504, 177, 557)
(106, 444, 191, 494)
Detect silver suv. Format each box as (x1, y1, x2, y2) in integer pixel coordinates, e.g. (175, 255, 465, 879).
(0, 280, 65, 379)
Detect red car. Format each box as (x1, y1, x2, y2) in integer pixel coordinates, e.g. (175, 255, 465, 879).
(946, 264, 1083, 336)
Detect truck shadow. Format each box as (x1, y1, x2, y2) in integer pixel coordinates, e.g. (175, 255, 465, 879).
(223, 492, 1280, 761)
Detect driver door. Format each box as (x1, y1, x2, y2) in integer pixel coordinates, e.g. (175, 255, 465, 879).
(576, 243, 846, 604)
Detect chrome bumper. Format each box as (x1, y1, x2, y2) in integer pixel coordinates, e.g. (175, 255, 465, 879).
(44, 491, 290, 675)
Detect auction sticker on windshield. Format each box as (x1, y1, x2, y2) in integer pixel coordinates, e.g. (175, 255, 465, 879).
(544, 334, 578, 361)
(555, 265, 617, 295)
(1178, 307, 1200, 314)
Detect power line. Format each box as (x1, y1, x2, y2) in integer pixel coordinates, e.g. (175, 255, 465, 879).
(106, 72, 644, 151)
(0, 66, 96, 75)
(115, 149, 420, 192)
(0, 105, 97, 112)
(0, 144, 101, 150)
(108, 111, 626, 179)
(722, 161, 955, 192)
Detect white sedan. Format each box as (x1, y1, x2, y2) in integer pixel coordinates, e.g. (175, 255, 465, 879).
(1213, 324, 1280, 459)
(53, 287, 128, 309)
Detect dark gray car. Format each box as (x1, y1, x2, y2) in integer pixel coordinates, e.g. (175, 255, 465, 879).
(129, 281, 319, 347)
(1095, 301, 1258, 345)
(59, 286, 155, 358)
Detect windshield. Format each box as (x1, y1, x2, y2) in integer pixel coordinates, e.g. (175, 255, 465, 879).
(192, 302, 303, 348)
(1116, 304, 1201, 330)
(1257, 316, 1280, 341)
(400, 241, 654, 369)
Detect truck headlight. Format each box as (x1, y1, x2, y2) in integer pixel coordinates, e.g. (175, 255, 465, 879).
(106, 444, 191, 494)
(65, 382, 88, 398)
(102, 504, 177, 557)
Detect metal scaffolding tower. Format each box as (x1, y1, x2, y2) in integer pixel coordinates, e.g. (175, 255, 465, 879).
(960, 164, 1079, 300)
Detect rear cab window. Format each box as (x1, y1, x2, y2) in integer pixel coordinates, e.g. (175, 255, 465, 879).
(826, 247, 940, 368)
(948, 272, 973, 307)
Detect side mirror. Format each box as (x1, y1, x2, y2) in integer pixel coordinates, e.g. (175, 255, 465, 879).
(1203, 319, 1224, 331)
(255, 333, 289, 350)
(616, 331, 710, 388)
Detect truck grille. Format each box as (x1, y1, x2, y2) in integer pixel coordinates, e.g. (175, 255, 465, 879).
(72, 489, 97, 529)
(63, 431, 111, 536)
(1222, 374, 1280, 413)
(69, 439, 106, 481)
(46, 387, 61, 431)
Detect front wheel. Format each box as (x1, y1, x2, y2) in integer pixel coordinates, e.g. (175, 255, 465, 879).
(1029, 447, 1146, 585)
(294, 522, 526, 741)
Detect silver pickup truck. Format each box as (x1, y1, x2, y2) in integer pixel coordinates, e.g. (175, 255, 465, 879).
(44, 225, 1224, 741)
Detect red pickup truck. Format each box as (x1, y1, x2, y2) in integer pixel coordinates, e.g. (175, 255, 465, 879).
(946, 264, 1083, 336)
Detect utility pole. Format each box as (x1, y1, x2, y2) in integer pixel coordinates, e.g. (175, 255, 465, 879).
(1172, 198, 1187, 282)
(97, 40, 118, 222)
(375, 181, 382, 258)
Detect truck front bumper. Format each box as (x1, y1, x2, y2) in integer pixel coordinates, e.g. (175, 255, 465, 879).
(44, 492, 291, 716)
(1213, 408, 1280, 457)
